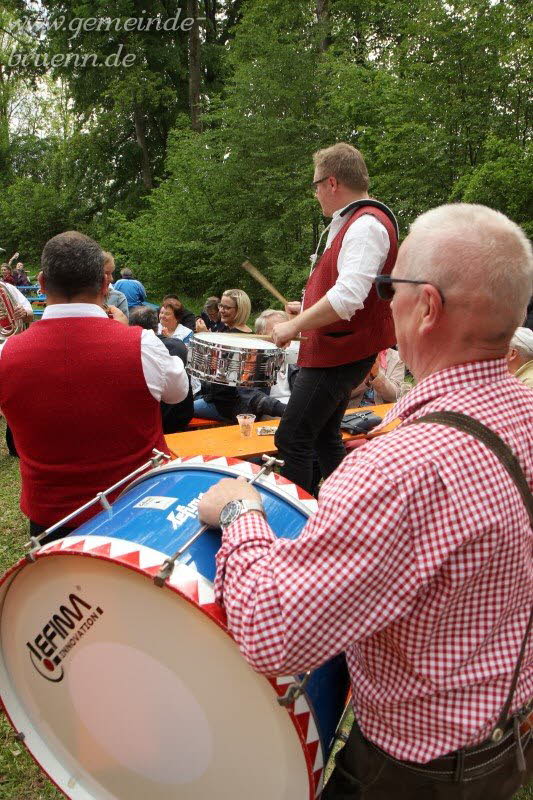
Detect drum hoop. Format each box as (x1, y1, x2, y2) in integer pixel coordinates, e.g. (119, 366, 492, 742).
(191, 333, 281, 352)
(118, 456, 319, 516)
(0, 484, 324, 798)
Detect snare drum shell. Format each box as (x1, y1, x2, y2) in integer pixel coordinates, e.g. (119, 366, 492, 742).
(188, 333, 284, 388)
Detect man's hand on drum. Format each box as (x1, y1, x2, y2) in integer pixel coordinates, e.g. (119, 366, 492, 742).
(271, 318, 300, 349)
(195, 318, 208, 333)
(198, 477, 262, 528)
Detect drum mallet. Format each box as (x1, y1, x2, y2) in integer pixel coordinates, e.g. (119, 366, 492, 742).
(153, 454, 284, 587)
(242, 260, 289, 307)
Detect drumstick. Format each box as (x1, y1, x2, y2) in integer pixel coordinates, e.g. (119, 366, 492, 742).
(242, 260, 289, 307)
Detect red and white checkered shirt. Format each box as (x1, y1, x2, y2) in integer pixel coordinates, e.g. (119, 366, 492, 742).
(214, 358, 533, 762)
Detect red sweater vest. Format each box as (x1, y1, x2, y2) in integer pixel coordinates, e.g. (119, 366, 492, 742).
(297, 205, 398, 368)
(0, 317, 167, 527)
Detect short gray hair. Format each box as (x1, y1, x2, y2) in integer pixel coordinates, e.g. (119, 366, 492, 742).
(406, 204, 533, 336)
(510, 327, 533, 361)
(129, 306, 158, 332)
(41, 231, 104, 298)
(254, 309, 289, 334)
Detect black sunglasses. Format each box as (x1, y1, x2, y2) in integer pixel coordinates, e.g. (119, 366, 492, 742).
(374, 275, 445, 304)
(311, 176, 329, 192)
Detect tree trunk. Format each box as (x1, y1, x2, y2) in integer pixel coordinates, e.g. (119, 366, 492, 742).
(316, 0, 331, 52)
(133, 105, 153, 190)
(188, 0, 202, 132)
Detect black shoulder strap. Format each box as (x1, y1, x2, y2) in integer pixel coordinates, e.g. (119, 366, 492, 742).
(339, 199, 399, 240)
(411, 411, 533, 739)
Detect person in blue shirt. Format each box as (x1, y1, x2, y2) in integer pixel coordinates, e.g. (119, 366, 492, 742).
(114, 267, 147, 308)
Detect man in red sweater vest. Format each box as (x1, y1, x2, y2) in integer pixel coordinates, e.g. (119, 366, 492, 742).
(0, 231, 189, 542)
(271, 143, 398, 493)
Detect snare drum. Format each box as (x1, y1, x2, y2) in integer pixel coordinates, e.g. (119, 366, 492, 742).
(0, 457, 349, 800)
(188, 332, 284, 388)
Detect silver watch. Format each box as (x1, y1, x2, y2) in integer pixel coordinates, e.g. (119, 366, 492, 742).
(219, 498, 265, 529)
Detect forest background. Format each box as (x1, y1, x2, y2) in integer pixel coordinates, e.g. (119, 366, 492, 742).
(0, 0, 531, 305)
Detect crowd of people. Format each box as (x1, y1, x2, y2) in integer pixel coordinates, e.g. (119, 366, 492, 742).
(0, 141, 532, 799)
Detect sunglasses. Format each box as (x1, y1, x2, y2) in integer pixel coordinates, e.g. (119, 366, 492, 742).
(311, 176, 329, 192)
(374, 275, 445, 304)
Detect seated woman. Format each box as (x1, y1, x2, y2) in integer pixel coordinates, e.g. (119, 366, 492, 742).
(194, 289, 253, 421)
(158, 298, 193, 343)
(196, 296, 224, 332)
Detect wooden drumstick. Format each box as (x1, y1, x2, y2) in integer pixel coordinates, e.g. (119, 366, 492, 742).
(242, 260, 289, 307)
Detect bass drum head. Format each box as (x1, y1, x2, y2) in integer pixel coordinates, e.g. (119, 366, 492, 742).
(1, 545, 312, 799)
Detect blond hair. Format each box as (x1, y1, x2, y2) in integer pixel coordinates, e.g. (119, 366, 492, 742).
(222, 289, 251, 327)
(313, 143, 369, 192)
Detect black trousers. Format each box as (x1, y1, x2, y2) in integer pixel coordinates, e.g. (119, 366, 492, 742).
(323, 718, 533, 800)
(274, 356, 375, 493)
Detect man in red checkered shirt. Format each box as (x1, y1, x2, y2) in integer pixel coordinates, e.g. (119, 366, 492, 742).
(199, 204, 533, 799)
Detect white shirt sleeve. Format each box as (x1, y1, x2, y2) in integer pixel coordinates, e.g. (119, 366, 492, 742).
(140, 330, 189, 403)
(326, 214, 390, 321)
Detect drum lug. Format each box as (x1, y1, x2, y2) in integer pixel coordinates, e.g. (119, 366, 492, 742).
(277, 671, 312, 707)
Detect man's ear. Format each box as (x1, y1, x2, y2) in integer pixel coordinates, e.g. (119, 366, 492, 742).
(37, 271, 45, 293)
(507, 347, 518, 363)
(419, 284, 443, 335)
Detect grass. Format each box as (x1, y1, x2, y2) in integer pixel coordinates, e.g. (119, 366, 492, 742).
(0, 417, 532, 798)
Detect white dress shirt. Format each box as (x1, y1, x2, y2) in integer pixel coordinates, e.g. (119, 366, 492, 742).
(310, 204, 391, 321)
(0, 303, 189, 405)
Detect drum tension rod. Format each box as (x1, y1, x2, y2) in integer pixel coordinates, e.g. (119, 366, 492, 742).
(153, 455, 285, 587)
(23, 449, 171, 562)
(277, 671, 312, 707)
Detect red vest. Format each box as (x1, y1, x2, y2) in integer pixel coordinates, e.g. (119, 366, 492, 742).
(0, 317, 167, 527)
(297, 205, 398, 368)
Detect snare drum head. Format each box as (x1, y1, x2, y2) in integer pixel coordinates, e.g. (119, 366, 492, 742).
(193, 332, 279, 350)
(0, 460, 329, 800)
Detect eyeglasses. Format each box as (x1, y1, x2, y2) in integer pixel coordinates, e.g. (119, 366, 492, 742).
(218, 303, 236, 311)
(374, 275, 445, 304)
(311, 176, 329, 192)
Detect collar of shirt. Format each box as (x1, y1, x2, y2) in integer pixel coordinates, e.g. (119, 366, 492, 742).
(381, 358, 511, 426)
(41, 303, 107, 320)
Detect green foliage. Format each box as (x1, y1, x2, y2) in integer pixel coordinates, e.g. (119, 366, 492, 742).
(0, 0, 531, 298)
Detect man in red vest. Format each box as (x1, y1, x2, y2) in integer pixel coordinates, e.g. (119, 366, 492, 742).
(271, 143, 398, 493)
(0, 231, 189, 543)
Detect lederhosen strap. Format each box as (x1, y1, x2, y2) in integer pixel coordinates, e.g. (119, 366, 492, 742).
(412, 411, 533, 770)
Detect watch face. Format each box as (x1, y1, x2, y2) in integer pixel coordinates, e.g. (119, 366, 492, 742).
(220, 499, 242, 528)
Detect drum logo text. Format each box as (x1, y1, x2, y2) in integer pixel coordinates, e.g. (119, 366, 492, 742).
(26, 592, 104, 682)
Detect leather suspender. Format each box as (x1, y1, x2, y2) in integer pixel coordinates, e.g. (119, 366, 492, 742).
(412, 411, 533, 742)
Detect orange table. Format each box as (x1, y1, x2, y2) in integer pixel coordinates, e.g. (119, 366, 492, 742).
(165, 404, 399, 460)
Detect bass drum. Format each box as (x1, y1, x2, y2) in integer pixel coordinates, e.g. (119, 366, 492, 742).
(0, 456, 349, 800)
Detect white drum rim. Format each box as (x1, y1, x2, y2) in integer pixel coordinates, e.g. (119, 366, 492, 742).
(191, 332, 281, 351)
(0, 475, 324, 799)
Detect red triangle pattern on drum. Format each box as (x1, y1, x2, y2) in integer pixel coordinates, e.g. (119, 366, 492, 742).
(314, 770, 324, 794)
(178, 580, 199, 603)
(306, 738, 320, 768)
(61, 538, 86, 552)
(86, 541, 113, 558)
(116, 550, 141, 568)
(295, 711, 310, 740)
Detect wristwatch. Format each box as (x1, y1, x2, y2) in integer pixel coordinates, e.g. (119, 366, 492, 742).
(219, 498, 265, 529)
